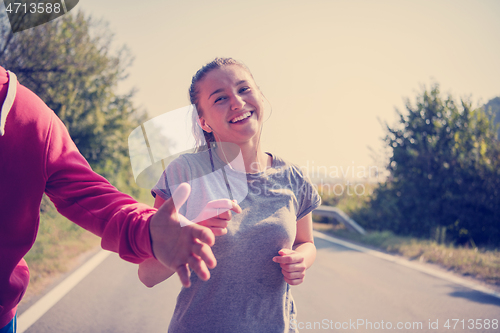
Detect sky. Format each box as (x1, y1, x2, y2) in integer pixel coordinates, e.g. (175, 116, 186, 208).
(74, 0, 500, 181)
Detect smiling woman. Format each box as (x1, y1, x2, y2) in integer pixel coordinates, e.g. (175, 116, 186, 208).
(188, 58, 265, 159)
(138, 57, 321, 333)
(192, 60, 267, 172)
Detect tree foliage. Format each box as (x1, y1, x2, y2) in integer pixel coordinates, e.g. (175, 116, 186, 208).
(484, 96, 500, 139)
(0, 10, 145, 194)
(354, 84, 500, 246)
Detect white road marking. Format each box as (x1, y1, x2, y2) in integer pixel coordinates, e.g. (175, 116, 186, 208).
(313, 230, 500, 300)
(17, 250, 111, 333)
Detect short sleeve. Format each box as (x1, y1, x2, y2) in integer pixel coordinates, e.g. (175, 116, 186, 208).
(295, 168, 321, 221)
(151, 157, 190, 201)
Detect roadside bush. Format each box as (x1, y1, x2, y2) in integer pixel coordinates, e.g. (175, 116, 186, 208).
(353, 85, 500, 246)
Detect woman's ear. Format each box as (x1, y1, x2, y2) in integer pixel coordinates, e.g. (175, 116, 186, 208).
(198, 117, 212, 133)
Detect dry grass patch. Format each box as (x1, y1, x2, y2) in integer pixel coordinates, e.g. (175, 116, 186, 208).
(391, 240, 500, 286)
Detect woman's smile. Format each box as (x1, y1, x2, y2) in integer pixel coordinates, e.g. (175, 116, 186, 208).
(229, 111, 254, 124)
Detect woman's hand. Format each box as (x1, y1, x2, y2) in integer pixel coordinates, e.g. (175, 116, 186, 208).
(272, 249, 308, 285)
(272, 213, 316, 286)
(193, 199, 242, 236)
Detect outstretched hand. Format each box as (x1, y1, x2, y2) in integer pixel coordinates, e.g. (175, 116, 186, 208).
(272, 249, 307, 285)
(149, 183, 216, 287)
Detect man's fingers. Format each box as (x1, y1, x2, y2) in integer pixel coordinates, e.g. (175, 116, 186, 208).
(170, 183, 191, 214)
(191, 239, 217, 269)
(157, 182, 191, 220)
(187, 223, 215, 247)
(176, 264, 191, 287)
(149, 182, 222, 286)
(188, 254, 210, 281)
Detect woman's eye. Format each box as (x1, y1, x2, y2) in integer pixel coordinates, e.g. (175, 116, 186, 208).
(214, 96, 226, 104)
(239, 86, 250, 93)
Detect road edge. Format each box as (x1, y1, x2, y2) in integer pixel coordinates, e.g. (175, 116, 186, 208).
(17, 250, 111, 333)
(313, 230, 500, 300)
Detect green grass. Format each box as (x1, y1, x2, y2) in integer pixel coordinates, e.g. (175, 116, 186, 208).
(21, 196, 101, 302)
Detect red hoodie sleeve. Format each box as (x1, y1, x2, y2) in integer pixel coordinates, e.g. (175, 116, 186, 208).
(43, 100, 155, 263)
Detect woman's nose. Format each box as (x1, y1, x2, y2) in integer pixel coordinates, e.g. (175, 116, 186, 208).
(230, 94, 245, 110)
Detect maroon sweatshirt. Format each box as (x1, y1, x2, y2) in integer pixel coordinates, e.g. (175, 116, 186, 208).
(0, 67, 156, 327)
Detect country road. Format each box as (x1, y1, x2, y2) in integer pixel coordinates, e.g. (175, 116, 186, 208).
(20, 233, 500, 333)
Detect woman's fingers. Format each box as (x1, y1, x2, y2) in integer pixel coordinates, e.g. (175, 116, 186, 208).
(279, 262, 306, 273)
(281, 266, 306, 285)
(191, 199, 240, 236)
(198, 217, 229, 228)
(210, 228, 228, 236)
(216, 209, 232, 220)
(198, 217, 229, 236)
(192, 199, 242, 223)
(273, 248, 308, 286)
(204, 199, 240, 212)
(283, 269, 305, 278)
(284, 276, 305, 286)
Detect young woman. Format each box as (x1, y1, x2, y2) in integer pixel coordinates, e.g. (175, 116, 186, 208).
(139, 58, 321, 332)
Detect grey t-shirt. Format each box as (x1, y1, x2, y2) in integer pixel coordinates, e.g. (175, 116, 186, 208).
(152, 149, 321, 333)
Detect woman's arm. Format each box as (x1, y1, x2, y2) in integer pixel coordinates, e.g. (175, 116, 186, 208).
(273, 212, 316, 285)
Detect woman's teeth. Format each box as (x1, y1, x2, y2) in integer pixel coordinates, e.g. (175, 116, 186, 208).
(230, 111, 252, 123)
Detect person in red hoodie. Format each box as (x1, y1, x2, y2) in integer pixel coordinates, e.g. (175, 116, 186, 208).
(0, 67, 220, 333)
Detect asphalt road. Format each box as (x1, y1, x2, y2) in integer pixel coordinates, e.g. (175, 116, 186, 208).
(21, 236, 500, 333)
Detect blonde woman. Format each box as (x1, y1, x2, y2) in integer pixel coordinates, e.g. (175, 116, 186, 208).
(139, 58, 320, 333)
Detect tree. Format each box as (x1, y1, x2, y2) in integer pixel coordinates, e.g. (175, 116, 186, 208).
(354, 84, 500, 246)
(484, 96, 500, 139)
(0, 10, 145, 194)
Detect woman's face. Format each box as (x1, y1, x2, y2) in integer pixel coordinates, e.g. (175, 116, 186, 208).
(196, 65, 264, 146)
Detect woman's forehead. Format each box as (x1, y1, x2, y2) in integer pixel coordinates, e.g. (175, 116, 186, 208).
(200, 65, 254, 91)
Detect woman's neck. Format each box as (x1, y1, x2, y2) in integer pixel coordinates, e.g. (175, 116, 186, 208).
(241, 147, 270, 173)
(214, 140, 270, 173)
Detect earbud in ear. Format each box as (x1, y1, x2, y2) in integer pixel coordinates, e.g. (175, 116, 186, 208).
(203, 123, 213, 133)
(198, 117, 213, 133)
